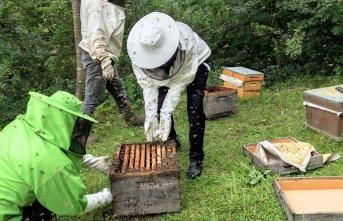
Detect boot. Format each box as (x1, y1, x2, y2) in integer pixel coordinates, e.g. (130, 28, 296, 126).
(187, 160, 203, 180)
(118, 102, 145, 127)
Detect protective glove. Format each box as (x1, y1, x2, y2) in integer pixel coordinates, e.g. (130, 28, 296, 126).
(82, 154, 109, 175)
(82, 188, 112, 214)
(145, 117, 160, 142)
(158, 112, 172, 141)
(101, 57, 116, 81)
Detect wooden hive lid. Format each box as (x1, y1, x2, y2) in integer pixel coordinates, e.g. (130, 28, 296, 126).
(303, 84, 343, 111)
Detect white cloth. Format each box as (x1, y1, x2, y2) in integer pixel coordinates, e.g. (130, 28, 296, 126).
(79, 0, 125, 62)
(256, 141, 315, 172)
(81, 188, 112, 214)
(132, 22, 211, 141)
(82, 154, 109, 174)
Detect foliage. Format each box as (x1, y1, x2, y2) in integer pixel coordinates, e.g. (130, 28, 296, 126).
(0, 0, 75, 127)
(247, 169, 270, 186)
(1, 0, 343, 126)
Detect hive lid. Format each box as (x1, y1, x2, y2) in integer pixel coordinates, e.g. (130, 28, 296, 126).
(273, 176, 343, 221)
(223, 67, 264, 76)
(303, 85, 343, 104)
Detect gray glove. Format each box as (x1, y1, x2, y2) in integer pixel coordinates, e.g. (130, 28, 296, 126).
(81, 188, 113, 214)
(101, 57, 116, 81)
(82, 154, 109, 174)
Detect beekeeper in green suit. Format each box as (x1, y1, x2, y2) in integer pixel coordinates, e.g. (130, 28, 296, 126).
(0, 91, 112, 221)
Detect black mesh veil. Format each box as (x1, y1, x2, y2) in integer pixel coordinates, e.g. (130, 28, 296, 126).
(69, 117, 92, 155)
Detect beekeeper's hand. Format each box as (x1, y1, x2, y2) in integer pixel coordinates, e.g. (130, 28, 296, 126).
(145, 117, 160, 142)
(81, 188, 112, 214)
(159, 112, 171, 141)
(82, 154, 109, 175)
(101, 57, 116, 81)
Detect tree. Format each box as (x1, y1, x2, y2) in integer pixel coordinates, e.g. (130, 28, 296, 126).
(71, 0, 85, 100)
(131, 0, 138, 23)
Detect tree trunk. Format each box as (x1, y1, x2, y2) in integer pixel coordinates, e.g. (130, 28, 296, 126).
(131, 0, 138, 23)
(71, 0, 85, 100)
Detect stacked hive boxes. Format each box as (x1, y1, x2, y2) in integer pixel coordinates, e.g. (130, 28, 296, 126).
(303, 85, 343, 140)
(221, 67, 264, 100)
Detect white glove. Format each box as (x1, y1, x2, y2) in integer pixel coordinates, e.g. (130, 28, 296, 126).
(159, 112, 171, 141)
(82, 154, 109, 175)
(145, 117, 160, 142)
(82, 188, 112, 214)
(101, 57, 115, 81)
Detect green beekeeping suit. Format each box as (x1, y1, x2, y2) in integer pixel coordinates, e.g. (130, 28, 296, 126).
(0, 91, 97, 221)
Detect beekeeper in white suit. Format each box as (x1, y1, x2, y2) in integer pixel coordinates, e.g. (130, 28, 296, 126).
(127, 12, 211, 179)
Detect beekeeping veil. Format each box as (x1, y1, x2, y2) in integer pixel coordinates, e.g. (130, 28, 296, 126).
(25, 91, 97, 155)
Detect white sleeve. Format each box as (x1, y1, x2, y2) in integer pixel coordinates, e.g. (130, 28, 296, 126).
(85, 2, 109, 62)
(132, 65, 159, 124)
(160, 57, 197, 115)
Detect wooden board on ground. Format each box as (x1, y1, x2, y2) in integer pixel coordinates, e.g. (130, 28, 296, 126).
(273, 176, 343, 221)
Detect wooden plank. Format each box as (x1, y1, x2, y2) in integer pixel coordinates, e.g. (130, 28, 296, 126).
(161, 144, 166, 159)
(140, 143, 145, 170)
(134, 144, 140, 169)
(146, 143, 151, 171)
(151, 144, 156, 171)
(121, 145, 130, 173)
(129, 144, 135, 169)
(157, 144, 162, 165)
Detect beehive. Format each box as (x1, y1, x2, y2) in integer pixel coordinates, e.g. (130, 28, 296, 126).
(203, 86, 237, 119)
(303, 85, 343, 140)
(109, 140, 180, 216)
(222, 67, 264, 100)
(242, 137, 323, 174)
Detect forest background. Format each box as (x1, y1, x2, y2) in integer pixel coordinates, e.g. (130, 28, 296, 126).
(0, 0, 342, 128)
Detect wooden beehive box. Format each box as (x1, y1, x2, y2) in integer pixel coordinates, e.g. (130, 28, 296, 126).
(109, 140, 180, 216)
(273, 176, 343, 221)
(303, 85, 343, 140)
(203, 86, 237, 119)
(222, 67, 264, 100)
(242, 137, 323, 174)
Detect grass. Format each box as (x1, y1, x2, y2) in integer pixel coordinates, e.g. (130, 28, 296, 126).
(59, 74, 343, 221)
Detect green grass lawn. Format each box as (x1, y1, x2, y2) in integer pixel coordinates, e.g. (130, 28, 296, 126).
(59, 74, 343, 221)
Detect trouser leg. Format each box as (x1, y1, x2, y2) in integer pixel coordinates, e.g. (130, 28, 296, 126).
(157, 87, 177, 139)
(22, 199, 56, 221)
(186, 62, 209, 162)
(81, 50, 106, 116)
(81, 50, 129, 116)
(105, 60, 128, 108)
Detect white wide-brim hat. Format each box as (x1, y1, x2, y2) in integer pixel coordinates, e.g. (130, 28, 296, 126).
(127, 12, 180, 69)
